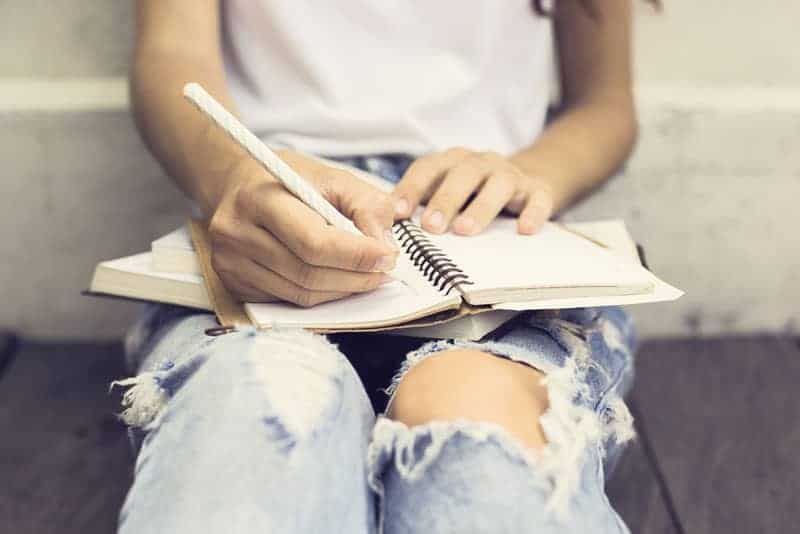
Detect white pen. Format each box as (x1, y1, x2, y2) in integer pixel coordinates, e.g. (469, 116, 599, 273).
(182, 82, 412, 284)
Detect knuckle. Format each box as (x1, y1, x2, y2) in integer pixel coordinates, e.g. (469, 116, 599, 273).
(395, 181, 424, 201)
(297, 231, 327, 263)
(404, 180, 429, 199)
(445, 147, 471, 159)
(314, 176, 335, 197)
(233, 184, 250, 210)
(406, 152, 441, 176)
(350, 245, 374, 272)
(372, 194, 396, 219)
(430, 191, 456, 208)
(208, 213, 237, 243)
(469, 154, 491, 170)
(528, 184, 554, 206)
(451, 158, 483, 176)
(349, 191, 372, 212)
(373, 190, 393, 209)
(295, 262, 321, 289)
(493, 173, 517, 192)
(360, 273, 382, 292)
(534, 181, 555, 198)
(402, 160, 432, 183)
(480, 150, 504, 164)
(536, 192, 555, 211)
(233, 178, 265, 211)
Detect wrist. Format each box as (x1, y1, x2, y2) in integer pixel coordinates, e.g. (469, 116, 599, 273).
(199, 155, 266, 215)
(509, 156, 570, 213)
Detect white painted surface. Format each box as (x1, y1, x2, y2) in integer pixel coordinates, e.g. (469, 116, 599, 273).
(2, 77, 798, 114)
(634, 0, 800, 87)
(0, 78, 127, 112)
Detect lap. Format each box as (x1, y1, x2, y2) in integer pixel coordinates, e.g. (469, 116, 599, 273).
(120, 305, 376, 443)
(119, 304, 636, 526)
(125, 304, 635, 414)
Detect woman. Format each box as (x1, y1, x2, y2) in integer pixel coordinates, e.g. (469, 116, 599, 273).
(118, 1, 650, 532)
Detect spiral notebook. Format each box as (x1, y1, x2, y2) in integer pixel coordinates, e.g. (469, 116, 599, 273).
(87, 216, 681, 337)
(226, 216, 664, 331)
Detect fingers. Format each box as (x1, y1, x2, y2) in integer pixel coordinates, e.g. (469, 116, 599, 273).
(452, 173, 517, 235)
(320, 171, 398, 250)
(239, 183, 398, 273)
(391, 148, 470, 219)
(421, 159, 491, 233)
(517, 183, 555, 235)
(213, 247, 353, 308)
(220, 274, 278, 303)
(210, 153, 404, 308)
(389, 147, 557, 236)
(216, 221, 393, 293)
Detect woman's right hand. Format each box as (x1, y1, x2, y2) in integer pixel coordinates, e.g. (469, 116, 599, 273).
(207, 151, 400, 307)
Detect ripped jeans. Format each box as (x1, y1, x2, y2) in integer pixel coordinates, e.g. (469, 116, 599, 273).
(114, 156, 638, 534)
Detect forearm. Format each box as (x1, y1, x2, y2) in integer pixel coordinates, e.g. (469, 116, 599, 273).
(130, 51, 249, 215)
(511, 0, 637, 214)
(510, 96, 637, 213)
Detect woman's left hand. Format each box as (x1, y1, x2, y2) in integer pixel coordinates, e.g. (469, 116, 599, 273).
(391, 148, 555, 236)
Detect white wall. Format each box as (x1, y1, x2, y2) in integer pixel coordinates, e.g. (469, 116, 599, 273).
(617, 0, 800, 336)
(634, 1, 800, 87)
(1, 1, 798, 339)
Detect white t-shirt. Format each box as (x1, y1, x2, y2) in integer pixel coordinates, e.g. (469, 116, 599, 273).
(222, 0, 553, 157)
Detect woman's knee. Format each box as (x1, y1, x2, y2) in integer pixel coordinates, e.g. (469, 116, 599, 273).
(224, 330, 369, 434)
(119, 329, 368, 438)
(387, 349, 550, 449)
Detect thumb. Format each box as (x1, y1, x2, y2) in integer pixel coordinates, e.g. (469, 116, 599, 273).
(322, 170, 399, 251)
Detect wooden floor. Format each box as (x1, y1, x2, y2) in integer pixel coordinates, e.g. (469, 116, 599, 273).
(1, 332, 798, 533)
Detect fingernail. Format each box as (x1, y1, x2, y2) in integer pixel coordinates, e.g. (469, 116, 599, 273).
(384, 229, 399, 251)
(380, 273, 395, 285)
(395, 198, 409, 216)
(374, 255, 396, 272)
(454, 215, 475, 235)
(425, 210, 445, 232)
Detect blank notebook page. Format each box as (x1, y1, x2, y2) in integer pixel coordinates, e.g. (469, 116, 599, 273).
(426, 218, 653, 297)
(244, 252, 459, 328)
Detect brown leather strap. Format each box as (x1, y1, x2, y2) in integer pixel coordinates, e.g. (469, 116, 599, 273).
(188, 219, 253, 327)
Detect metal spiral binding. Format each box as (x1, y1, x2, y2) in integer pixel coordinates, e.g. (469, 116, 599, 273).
(393, 220, 474, 295)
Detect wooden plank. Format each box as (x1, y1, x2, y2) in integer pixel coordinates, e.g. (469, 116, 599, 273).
(607, 407, 680, 534)
(6, 334, 792, 533)
(0, 342, 132, 534)
(0, 332, 17, 380)
(632, 336, 800, 534)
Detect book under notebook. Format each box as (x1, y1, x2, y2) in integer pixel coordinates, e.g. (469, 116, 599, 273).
(151, 226, 200, 275)
(243, 217, 667, 329)
(89, 252, 211, 310)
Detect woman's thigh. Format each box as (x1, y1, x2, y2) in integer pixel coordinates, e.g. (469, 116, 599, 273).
(367, 307, 637, 534)
(117, 305, 377, 534)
